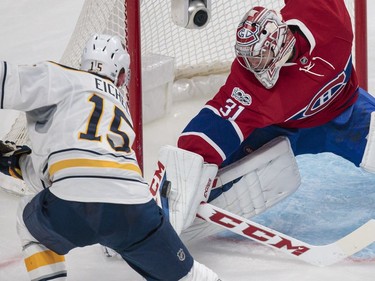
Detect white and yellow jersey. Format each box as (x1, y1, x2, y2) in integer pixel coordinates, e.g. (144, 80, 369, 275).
(0, 61, 152, 204)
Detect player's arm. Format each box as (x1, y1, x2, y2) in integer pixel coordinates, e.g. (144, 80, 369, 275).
(1, 61, 62, 112)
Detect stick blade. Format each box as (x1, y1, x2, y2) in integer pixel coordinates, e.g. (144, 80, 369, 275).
(336, 219, 375, 257)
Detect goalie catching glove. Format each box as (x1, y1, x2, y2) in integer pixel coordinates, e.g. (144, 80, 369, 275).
(0, 140, 31, 180)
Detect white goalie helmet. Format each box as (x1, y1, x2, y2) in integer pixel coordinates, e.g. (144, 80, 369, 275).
(234, 6, 296, 89)
(81, 34, 130, 88)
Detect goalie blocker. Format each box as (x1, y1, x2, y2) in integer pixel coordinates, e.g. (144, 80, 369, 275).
(150, 145, 218, 235)
(150, 136, 301, 237)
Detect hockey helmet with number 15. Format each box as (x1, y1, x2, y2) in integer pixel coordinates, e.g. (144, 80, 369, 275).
(81, 34, 130, 88)
(234, 7, 295, 89)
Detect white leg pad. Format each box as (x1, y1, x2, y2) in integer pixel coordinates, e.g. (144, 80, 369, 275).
(361, 112, 375, 173)
(182, 137, 301, 242)
(152, 145, 218, 235)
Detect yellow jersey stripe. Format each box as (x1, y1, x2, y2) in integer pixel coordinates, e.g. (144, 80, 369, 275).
(49, 158, 142, 176)
(8, 167, 23, 179)
(24, 250, 65, 272)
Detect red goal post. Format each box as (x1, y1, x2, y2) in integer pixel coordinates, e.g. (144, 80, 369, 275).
(354, 0, 368, 90)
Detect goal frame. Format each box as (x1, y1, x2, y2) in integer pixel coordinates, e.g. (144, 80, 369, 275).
(126, 0, 144, 171)
(354, 0, 368, 90)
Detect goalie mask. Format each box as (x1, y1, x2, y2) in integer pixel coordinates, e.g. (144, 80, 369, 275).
(81, 34, 130, 88)
(235, 6, 296, 89)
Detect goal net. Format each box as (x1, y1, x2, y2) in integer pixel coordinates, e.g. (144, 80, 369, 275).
(0, 0, 367, 195)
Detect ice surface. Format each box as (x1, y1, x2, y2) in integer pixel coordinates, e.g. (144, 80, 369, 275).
(0, 0, 374, 280)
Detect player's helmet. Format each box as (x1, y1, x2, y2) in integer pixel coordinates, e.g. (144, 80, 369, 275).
(234, 6, 296, 89)
(81, 34, 130, 88)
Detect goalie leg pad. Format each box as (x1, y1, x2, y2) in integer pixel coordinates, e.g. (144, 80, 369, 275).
(182, 137, 301, 242)
(361, 112, 375, 173)
(151, 145, 218, 235)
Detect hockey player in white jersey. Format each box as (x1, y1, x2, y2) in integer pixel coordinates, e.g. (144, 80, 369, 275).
(0, 34, 220, 281)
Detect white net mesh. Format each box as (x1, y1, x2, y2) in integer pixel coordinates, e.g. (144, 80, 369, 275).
(60, 0, 127, 68)
(61, 0, 358, 78)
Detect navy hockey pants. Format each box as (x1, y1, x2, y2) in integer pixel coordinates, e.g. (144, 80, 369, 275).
(22, 189, 194, 280)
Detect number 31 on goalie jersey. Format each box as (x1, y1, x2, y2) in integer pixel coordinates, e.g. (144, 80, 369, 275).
(79, 94, 133, 153)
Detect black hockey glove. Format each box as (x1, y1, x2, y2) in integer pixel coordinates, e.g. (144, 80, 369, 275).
(0, 140, 31, 180)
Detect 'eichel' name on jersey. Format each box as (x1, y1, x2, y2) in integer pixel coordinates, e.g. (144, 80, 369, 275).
(94, 77, 127, 108)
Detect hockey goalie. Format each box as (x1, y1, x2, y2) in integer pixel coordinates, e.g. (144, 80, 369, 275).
(149, 0, 375, 243)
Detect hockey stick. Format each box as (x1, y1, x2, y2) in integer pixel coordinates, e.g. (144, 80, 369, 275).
(197, 202, 375, 266)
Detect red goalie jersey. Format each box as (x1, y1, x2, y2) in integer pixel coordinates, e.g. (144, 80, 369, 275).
(178, 0, 359, 166)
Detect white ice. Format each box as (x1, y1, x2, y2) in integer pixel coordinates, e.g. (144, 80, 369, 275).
(0, 0, 375, 280)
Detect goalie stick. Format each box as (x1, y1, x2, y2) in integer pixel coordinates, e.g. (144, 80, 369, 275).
(197, 202, 375, 266)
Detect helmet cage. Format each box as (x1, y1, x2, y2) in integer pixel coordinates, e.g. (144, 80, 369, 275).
(235, 7, 295, 88)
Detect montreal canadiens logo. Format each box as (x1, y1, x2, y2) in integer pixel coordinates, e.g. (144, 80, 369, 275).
(305, 72, 346, 116)
(237, 20, 259, 46)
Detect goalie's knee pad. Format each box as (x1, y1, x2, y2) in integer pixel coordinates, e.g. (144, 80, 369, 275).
(150, 145, 218, 235)
(182, 137, 301, 242)
(16, 196, 67, 280)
